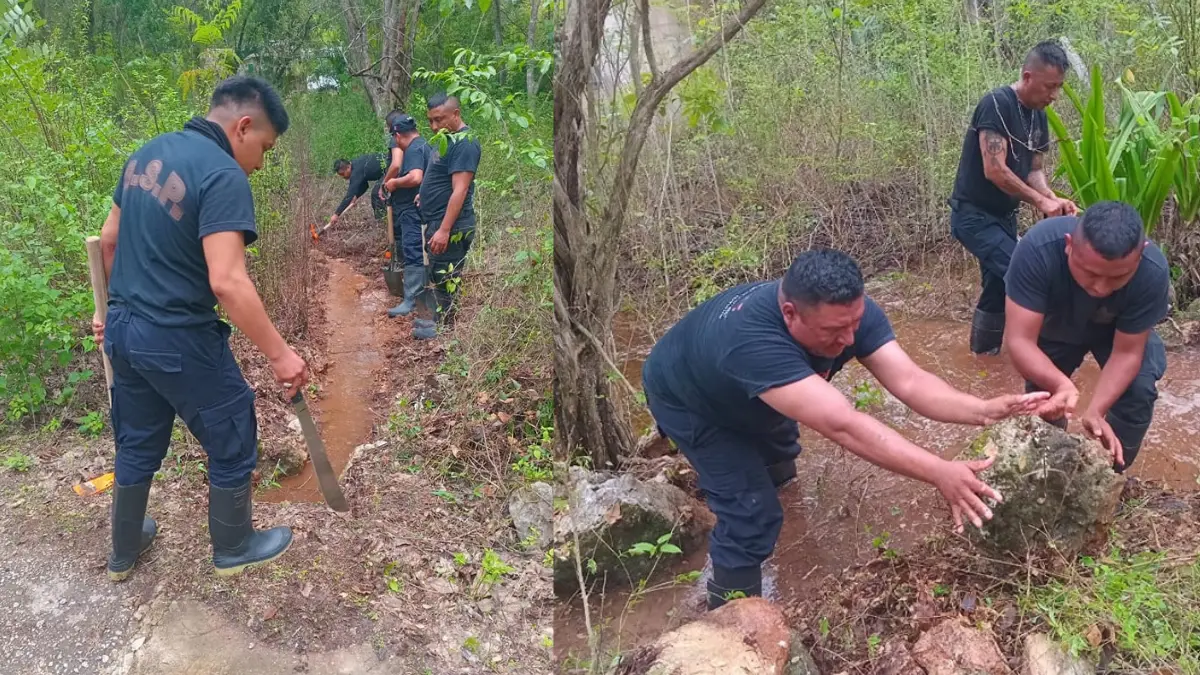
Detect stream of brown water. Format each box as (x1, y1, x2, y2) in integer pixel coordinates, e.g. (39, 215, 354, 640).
(260, 257, 385, 505)
(557, 312, 1200, 664)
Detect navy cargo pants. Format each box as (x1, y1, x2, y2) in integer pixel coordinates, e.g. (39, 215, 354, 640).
(395, 206, 425, 267)
(1025, 330, 1167, 471)
(423, 227, 475, 325)
(103, 306, 258, 489)
(949, 199, 1019, 314)
(644, 381, 799, 607)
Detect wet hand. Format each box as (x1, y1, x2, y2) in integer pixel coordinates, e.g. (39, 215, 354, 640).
(933, 457, 1003, 534)
(977, 391, 1050, 425)
(1035, 383, 1078, 422)
(92, 312, 105, 346)
(1080, 413, 1123, 468)
(429, 228, 450, 255)
(271, 347, 309, 399)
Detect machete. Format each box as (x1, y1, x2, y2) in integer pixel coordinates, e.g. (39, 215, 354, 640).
(290, 391, 349, 512)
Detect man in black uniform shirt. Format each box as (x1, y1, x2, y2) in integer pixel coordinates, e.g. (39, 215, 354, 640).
(950, 40, 1078, 355)
(642, 249, 1046, 610)
(382, 113, 433, 318)
(1005, 202, 1169, 471)
(324, 152, 388, 232)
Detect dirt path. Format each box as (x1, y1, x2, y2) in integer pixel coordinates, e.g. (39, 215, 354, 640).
(0, 242, 551, 674)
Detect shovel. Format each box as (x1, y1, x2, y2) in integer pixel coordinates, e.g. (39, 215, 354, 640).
(290, 391, 349, 512)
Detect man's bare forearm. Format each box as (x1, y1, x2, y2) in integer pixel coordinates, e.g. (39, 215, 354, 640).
(824, 410, 946, 485)
(1026, 169, 1056, 199)
(1086, 350, 1142, 418)
(896, 370, 988, 425)
(1008, 337, 1073, 393)
(214, 276, 289, 361)
(390, 174, 421, 189)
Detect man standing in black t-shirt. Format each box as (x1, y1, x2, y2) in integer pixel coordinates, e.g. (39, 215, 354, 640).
(642, 249, 1046, 610)
(950, 40, 1078, 355)
(414, 93, 482, 340)
(91, 76, 308, 581)
(1005, 202, 1169, 471)
(382, 113, 433, 318)
(323, 152, 388, 232)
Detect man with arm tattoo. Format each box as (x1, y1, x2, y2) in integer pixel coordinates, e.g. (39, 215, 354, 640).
(949, 40, 1078, 355)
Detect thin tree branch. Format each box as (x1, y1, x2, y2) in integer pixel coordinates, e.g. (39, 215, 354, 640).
(639, 0, 658, 80)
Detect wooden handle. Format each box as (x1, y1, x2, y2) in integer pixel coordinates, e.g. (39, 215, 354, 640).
(386, 204, 395, 246)
(84, 236, 113, 405)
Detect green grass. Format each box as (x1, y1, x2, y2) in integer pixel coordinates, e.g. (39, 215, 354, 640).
(1021, 547, 1200, 672)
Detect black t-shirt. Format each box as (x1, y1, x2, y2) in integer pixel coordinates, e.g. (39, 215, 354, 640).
(951, 86, 1050, 217)
(1005, 216, 1170, 344)
(419, 127, 482, 231)
(335, 153, 387, 216)
(110, 119, 257, 327)
(642, 280, 896, 444)
(390, 136, 431, 215)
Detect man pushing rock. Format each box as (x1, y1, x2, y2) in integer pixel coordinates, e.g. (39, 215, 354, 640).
(641, 248, 1047, 610)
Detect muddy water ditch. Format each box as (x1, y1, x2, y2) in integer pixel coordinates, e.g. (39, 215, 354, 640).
(556, 313, 1200, 665)
(261, 256, 398, 505)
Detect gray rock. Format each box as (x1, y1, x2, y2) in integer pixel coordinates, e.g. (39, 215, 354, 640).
(1022, 633, 1092, 675)
(961, 416, 1123, 558)
(554, 466, 712, 590)
(508, 482, 553, 550)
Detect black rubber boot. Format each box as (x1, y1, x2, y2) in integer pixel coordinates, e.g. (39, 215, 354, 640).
(970, 309, 1005, 355)
(388, 267, 426, 317)
(208, 481, 292, 576)
(767, 459, 797, 489)
(706, 564, 763, 611)
(108, 481, 158, 582)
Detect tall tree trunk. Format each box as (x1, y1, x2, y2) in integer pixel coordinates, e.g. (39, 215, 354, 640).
(494, 0, 506, 85)
(554, 0, 769, 469)
(341, 0, 419, 118)
(526, 0, 541, 102)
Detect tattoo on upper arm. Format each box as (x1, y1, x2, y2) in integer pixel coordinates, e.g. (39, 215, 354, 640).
(982, 130, 1006, 158)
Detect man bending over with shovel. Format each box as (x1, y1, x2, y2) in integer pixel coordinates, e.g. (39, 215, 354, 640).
(92, 75, 309, 581)
(642, 248, 1047, 610)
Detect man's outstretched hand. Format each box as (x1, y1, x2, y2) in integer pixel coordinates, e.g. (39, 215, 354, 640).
(1035, 383, 1079, 422)
(1081, 413, 1124, 468)
(976, 391, 1050, 425)
(932, 457, 1003, 534)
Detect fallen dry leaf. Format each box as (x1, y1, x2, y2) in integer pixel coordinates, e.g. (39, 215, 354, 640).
(1085, 624, 1103, 648)
(496, 412, 512, 424)
(604, 503, 622, 526)
(300, 583, 313, 599)
(262, 605, 279, 621)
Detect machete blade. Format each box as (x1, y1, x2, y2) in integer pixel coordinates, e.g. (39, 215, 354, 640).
(290, 391, 349, 512)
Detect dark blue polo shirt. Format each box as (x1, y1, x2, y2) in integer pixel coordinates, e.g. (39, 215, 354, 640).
(109, 119, 257, 327)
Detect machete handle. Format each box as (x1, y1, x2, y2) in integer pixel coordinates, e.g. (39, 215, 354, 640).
(291, 391, 304, 405)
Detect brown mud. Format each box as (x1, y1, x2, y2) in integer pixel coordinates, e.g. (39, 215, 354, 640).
(261, 255, 396, 505)
(557, 308, 1200, 667)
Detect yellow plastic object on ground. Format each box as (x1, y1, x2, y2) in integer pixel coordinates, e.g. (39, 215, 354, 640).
(73, 472, 115, 497)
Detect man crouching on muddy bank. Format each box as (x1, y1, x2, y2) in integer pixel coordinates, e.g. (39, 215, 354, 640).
(92, 75, 308, 581)
(1005, 201, 1169, 473)
(641, 249, 1047, 610)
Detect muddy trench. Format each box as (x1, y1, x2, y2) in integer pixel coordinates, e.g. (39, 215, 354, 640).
(260, 254, 396, 505)
(556, 311, 1200, 661)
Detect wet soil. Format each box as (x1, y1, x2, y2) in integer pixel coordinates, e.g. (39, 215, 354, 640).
(262, 255, 394, 505)
(557, 306, 1200, 667)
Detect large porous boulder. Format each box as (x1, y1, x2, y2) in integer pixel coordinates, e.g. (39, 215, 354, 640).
(554, 466, 713, 592)
(614, 597, 819, 675)
(960, 416, 1123, 558)
(912, 618, 1011, 675)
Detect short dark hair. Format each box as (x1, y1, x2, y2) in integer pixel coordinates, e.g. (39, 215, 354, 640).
(210, 75, 290, 135)
(1024, 40, 1069, 74)
(427, 92, 459, 111)
(333, 159, 350, 173)
(782, 249, 865, 307)
(385, 109, 406, 129)
(1076, 201, 1144, 260)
